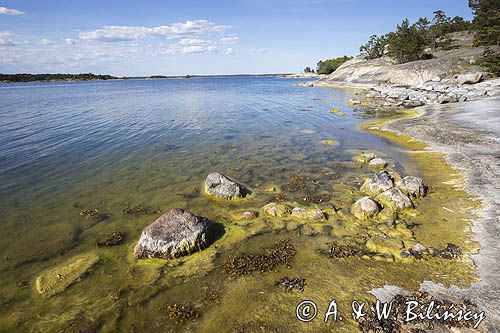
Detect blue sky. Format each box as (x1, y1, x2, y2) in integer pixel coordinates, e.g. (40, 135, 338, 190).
(0, 0, 473, 76)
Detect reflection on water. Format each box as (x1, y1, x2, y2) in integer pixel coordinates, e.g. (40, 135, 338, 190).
(0, 77, 472, 332)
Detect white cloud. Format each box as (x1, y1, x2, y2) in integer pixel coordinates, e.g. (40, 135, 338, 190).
(79, 20, 230, 42)
(164, 41, 219, 55)
(224, 48, 234, 55)
(0, 32, 16, 46)
(65, 38, 77, 45)
(40, 38, 52, 45)
(220, 36, 239, 44)
(0, 6, 24, 15)
(252, 48, 268, 53)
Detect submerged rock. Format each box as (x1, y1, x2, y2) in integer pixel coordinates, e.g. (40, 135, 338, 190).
(376, 188, 414, 211)
(205, 172, 246, 199)
(36, 253, 99, 297)
(365, 235, 404, 258)
(360, 171, 394, 196)
(262, 202, 292, 217)
(397, 176, 426, 198)
(368, 157, 388, 170)
(351, 197, 380, 219)
(354, 152, 377, 164)
(134, 208, 214, 259)
(291, 207, 325, 221)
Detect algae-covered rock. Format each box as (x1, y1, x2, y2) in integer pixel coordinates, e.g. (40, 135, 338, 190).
(262, 203, 291, 217)
(360, 171, 394, 196)
(368, 158, 388, 170)
(134, 208, 214, 259)
(397, 176, 426, 198)
(354, 152, 377, 164)
(351, 197, 380, 219)
(291, 207, 326, 221)
(36, 253, 99, 297)
(205, 172, 247, 199)
(365, 235, 403, 258)
(376, 188, 414, 211)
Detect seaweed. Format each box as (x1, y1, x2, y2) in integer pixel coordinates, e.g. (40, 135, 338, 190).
(122, 204, 147, 215)
(274, 276, 306, 292)
(318, 241, 365, 258)
(93, 231, 126, 247)
(223, 239, 296, 277)
(432, 243, 462, 259)
(159, 303, 199, 324)
(79, 208, 108, 221)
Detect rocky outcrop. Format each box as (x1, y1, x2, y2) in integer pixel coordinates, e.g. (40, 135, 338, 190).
(360, 171, 394, 196)
(205, 172, 247, 199)
(368, 158, 388, 170)
(36, 253, 99, 297)
(354, 152, 377, 164)
(351, 197, 380, 219)
(134, 208, 214, 259)
(262, 203, 291, 217)
(397, 176, 426, 198)
(376, 188, 414, 211)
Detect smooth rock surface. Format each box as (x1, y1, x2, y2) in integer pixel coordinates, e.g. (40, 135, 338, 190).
(351, 197, 380, 219)
(376, 188, 414, 211)
(360, 170, 394, 196)
(134, 208, 214, 259)
(205, 172, 246, 199)
(291, 207, 326, 221)
(262, 202, 292, 217)
(368, 157, 388, 169)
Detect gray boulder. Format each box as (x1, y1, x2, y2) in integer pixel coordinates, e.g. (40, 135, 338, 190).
(351, 197, 380, 219)
(457, 72, 483, 85)
(291, 207, 326, 221)
(205, 172, 246, 199)
(134, 208, 214, 259)
(376, 188, 413, 211)
(397, 176, 426, 198)
(404, 100, 424, 108)
(368, 158, 388, 170)
(360, 171, 394, 196)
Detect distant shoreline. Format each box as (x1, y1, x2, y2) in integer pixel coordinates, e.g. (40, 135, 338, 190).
(0, 73, 294, 84)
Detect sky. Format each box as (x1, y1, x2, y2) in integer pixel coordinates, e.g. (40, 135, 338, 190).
(0, 0, 474, 76)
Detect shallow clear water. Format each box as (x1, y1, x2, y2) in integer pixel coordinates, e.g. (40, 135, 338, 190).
(0, 77, 470, 332)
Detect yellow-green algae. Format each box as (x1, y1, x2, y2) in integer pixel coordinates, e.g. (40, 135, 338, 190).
(0, 106, 482, 332)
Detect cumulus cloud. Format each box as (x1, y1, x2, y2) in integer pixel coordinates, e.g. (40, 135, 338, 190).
(164, 38, 219, 55)
(65, 38, 77, 45)
(220, 36, 239, 44)
(224, 48, 234, 55)
(80, 20, 230, 42)
(40, 38, 53, 45)
(0, 6, 24, 15)
(0, 32, 16, 46)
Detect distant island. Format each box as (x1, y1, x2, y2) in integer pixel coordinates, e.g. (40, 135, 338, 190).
(0, 73, 292, 83)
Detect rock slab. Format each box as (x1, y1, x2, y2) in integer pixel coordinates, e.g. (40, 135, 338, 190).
(134, 208, 214, 259)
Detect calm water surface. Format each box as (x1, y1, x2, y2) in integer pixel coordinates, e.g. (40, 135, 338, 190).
(0, 77, 422, 332)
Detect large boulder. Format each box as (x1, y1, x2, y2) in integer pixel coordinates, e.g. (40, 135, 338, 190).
(351, 197, 380, 219)
(376, 188, 413, 211)
(457, 72, 483, 85)
(205, 172, 246, 199)
(291, 207, 326, 221)
(360, 171, 394, 196)
(134, 208, 214, 259)
(397, 176, 426, 198)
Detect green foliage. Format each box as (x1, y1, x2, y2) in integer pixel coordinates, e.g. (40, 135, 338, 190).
(0, 73, 116, 82)
(469, 0, 500, 45)
(316, 56, 352, 75)
(303, 67, 314, 73)
(360, 34, 388, 59)
(476, 48, 500, 75)
(387, 19, 427, 63)
(359, 9, 473, 63)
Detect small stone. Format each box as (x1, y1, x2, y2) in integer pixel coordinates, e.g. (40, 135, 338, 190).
(412, 243, 427, 252)
(368, 158, 387, 170)
(134, 208, 214, 259)
(291, 207, 326, 221)
(360, 171, 394, 196)
(238, 211, 258, 220)
(376, 188, 413, 211)
(351, 197, 380, 219)
(397, 176, 426, 198)
(205, 172, 246, 199)
(354, 152, 377, 164)
(262, 203, 292, 217)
